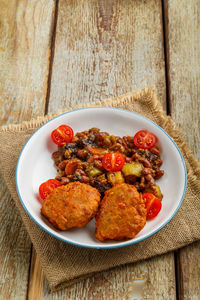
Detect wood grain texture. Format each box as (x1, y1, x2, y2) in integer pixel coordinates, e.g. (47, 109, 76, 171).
(0, 0, 56, 299)
(177, 243, 200, 300)
(164, 0, 200, 299)
(0, 181, 31, 300)
(28, 249, 44, 300)
(48, 0, 166, 112)
(0, 0, 55, 125)
(164, 0, 200, 155)
(42, 253, 176, 300)
(43, 0, 176, 299)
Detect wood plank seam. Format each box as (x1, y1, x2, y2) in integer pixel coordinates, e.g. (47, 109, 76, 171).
(161, 0, 171, 115)
(161, 1, 180, 299)
(174, 250, 183, 300)
(45, 0, 60, 115)
(25, 245, 33, 300)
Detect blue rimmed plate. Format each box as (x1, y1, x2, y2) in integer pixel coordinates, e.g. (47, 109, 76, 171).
(16, 107, 187, 249)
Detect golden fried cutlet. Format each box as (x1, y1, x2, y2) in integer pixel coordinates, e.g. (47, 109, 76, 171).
(95, 183, 147, 242)
(41, 182, 100, 230)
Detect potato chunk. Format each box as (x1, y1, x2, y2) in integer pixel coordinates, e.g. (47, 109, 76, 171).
(107, 171, 125, 186)
(122, 162, 143, 177)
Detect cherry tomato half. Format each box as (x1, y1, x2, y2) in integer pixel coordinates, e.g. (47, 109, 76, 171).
(102, 152, 125, 172)
(39, 179, 62, 201)
(142, 192, 162, 220)
(133, 130, 157, 149)
(51, 125, 74, 146)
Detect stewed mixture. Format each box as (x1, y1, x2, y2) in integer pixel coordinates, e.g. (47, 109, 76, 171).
(52, 128, 164, 199)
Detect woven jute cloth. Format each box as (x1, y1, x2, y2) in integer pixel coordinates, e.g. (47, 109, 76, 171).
(0, 89, 200, 291)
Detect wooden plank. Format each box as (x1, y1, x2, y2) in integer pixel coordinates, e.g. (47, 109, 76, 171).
(0, 181, 31, 300)
(28, 249, 44, 300)
(48, 0, 166, 112)
(41, 0, 176, 299)
(0, 0, 55, 125)
(163, 0, 200, 299)
(0, 0, 56, 299)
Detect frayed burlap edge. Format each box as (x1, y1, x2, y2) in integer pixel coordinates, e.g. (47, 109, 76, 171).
(0, 89, 143, 132)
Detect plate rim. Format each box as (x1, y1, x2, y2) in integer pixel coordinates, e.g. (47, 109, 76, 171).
(15, 107, 187, 249)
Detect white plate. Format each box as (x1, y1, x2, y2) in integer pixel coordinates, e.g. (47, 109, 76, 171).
(16, 107, 187, 249)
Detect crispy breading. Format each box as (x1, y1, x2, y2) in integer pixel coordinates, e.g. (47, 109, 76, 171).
(95, 183, 147, 242)
(41, 182, 100, 230)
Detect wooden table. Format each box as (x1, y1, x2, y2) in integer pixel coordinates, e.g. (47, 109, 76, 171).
(0, 0, 199, 299)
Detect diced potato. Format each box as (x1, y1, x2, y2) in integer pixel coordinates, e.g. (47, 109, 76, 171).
(122, 162, 143, 177)
(145, 184, 163, 200)
(107, 171, 125, 186)
(115, 171, 125, 183)
(88, 167, 102, 178)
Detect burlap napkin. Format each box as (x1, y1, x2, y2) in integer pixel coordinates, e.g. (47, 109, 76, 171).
(0, 88, 200, 291)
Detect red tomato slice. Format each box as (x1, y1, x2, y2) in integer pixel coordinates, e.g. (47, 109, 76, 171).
(39, 179, 62, 201)
(102, 152, 125, 172)
(51, 125, 74, 146)
(133, 130, 157, 149)
(142, 192, 162, 220)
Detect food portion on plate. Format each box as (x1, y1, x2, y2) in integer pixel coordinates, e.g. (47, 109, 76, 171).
(39, 125, 164, 242)
(95, 183, 147, 242)
(41, 182, 100, 231)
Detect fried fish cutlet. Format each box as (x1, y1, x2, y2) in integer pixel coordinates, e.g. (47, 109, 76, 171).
(41, 182, 100, 230)
(95, 183, 147, 242)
